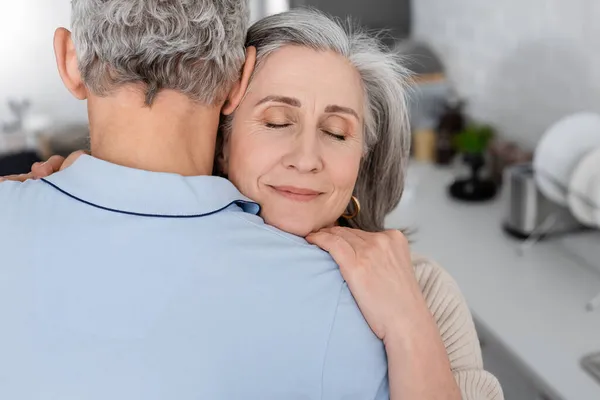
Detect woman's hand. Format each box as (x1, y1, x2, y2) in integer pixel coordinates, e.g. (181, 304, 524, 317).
(307, 227, 462, 400)
(0, 151, 85, 183)
(306, 227, 426, 344)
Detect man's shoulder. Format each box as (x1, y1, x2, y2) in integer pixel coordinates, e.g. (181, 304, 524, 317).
(210, 212, 341, 274)
(0, 178, 48, 192)
(0, 179, 23, 194)
(0, 180, 55, 252)
(0, 179, 59, 228)
(227, 212, 328, 250)
(0, 179, 48, 205)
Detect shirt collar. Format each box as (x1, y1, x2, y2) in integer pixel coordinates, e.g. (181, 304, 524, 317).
(42, 155, 260, 218)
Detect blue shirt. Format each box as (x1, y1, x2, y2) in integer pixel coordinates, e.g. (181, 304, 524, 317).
(0, 155, 389, 400)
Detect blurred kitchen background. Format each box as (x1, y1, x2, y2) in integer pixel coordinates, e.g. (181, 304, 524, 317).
(2, 1, 600, 399)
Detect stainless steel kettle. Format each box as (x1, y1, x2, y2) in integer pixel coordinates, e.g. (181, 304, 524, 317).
(502, 163, 583, 239)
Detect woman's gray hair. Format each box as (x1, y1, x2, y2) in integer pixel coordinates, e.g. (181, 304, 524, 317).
(221, 8, 411, 232)
(70, 0, 249, 106)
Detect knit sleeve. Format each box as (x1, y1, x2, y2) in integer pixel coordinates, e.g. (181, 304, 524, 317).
(412, 255, 504, 400)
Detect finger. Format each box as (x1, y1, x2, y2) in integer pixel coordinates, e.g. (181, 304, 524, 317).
(1, 173, 34, 182)
(46, 155, 67, 171)
(32, 156, 65, 178)
(60, 150, 87, 171)
(320, 226, 366, 248)
(306, 231, 355, 268)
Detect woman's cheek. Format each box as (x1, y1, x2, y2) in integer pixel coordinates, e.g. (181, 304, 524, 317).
(228, 135, 278, 198)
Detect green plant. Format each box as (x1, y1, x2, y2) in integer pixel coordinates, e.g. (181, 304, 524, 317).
(454, 124, 494, 155)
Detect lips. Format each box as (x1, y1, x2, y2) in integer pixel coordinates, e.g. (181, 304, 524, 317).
(268, 185, 323, 202)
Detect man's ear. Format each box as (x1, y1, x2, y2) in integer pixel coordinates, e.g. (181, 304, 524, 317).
(54, 28, 87, 100)
(222, 46, 257, 115)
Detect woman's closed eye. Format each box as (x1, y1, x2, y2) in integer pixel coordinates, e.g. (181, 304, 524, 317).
(321, 115, 353, 142)
(323, 130, 346, 141)
(265, 121, 293, 129)
(262, 107, 295, 130)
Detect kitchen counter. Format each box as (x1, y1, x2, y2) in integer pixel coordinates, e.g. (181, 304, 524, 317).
(385, 162, 600, 400)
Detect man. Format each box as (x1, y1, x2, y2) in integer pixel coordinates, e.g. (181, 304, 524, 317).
(0, 1, 389, 399)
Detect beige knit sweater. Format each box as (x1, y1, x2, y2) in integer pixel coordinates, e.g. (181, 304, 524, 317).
(412, 255, 504, 400)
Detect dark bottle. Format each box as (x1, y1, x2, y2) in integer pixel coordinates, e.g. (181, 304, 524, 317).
(435, 99, 465, 165)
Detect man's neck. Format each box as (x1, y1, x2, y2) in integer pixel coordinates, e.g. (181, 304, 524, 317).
(87, 88, 221, 176)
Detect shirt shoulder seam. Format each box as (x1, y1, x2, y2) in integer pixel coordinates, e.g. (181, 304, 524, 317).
(319, 282, 345, 400)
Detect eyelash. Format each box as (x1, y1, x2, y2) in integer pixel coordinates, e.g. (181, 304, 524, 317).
(325, 131, 346, 141)
(265, 123, 346, 141)
(265, 123, 292, 129)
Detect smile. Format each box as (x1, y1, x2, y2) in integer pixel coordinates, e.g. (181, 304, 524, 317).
(268, 185, 323, 202)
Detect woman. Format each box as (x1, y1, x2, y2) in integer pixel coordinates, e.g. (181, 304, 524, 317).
(4, 8, 502, 400)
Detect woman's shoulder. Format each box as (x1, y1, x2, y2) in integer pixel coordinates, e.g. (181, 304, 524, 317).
(411, 254, 504, 399)
(410, 253, 470, 318)
(410, 253, 463, 296)
(410, 253, 483, 365)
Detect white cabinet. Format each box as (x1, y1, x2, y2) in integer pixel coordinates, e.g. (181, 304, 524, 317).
(476, 319, 563, 400)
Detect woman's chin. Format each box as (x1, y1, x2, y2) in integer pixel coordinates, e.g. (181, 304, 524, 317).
(274, 222, 314, 238)
(262, 214, 318, 238)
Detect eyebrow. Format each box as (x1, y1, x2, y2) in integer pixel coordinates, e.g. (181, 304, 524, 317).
(255, 95, 360, 121)
(324, 105, 360, 121)
(256, 95, 301, 107)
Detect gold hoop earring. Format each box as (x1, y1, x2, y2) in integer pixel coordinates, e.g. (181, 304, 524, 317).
(342, 196, 361, 220)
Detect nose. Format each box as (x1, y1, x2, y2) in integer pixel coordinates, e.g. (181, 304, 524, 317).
(282, 128, 324, 173)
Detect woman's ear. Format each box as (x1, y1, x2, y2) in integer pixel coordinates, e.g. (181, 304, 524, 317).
(54, 28, 88, 100)
(222, 46, 257, 115)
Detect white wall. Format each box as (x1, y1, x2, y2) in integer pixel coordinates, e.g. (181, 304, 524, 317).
(0, 1, 87, 127)
(412, 0, 600, 149)
(295, 0, 411, 37)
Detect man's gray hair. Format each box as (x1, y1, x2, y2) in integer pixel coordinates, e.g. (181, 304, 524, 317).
(70, 0, 250, 106)
(222, 8, 411, 232)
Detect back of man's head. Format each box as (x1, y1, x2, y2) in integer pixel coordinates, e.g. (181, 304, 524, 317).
(70, 0, 249, 106)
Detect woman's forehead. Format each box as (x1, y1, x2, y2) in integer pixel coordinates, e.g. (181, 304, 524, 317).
(249, 46, 365, 113)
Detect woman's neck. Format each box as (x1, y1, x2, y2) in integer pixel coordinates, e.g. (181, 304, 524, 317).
(87, 88, 222, 176)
